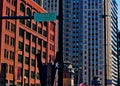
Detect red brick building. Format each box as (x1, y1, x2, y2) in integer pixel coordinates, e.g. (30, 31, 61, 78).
(0, 0, 57, 85)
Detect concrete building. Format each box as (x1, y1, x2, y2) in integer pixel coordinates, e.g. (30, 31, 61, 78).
(62, 0, 118, 85)
(0, 0, 57, 85)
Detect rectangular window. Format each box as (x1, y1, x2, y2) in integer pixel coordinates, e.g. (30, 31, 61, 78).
(18, 54, 23, 63)
(6, 21, 10, 30)
(25, 44, 30, 52)
(11, 23, 15, 33)
(26, 20, 31, 28)
(43, 30, 47, 37)
(6, 7, 10, 16)
(10, 37, 15, 46)
(9, 65, 14, 74)
(31, 71, 35, 79)
(11, 10, 16, 16)
(10, 51, 14, 60)
(44, 22, 47, 27)
(12, 0, 16, 6)
(25, 57, 29, 65)
(43, 41, 47, 48)
(5, 34, 9, 45)
(24, 70, 29, 77)
(50, 22, 55, 32)
(18, 41, 23, 51)
(4, 49, 9, 58)
(26, 32, 30, 40)
(19, 28, 24, 37)
(43, 52, 46, 58)
(32, 47, 36, 55)
(38, 27, 42, 34)
(50, 34, 54, 41)
(32, 23, 37, 31)
(38, 38, 42, 45)
(31, 59, 35, 67)
(32, 35, 36, 43)
(36, 73, 40, 79)
(20, 19, 25, 24)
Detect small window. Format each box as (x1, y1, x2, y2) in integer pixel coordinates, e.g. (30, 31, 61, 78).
(38, 27, 42, 34)
(12, 0, 16, 6)
(31, 71, 35, 79)
(43, 41, 47, 48)
(43, 52, 46, 58)
(19, 28, 24, 37)
(10, 51, 14, 60)
(43, 30, 47, 37)
(32, 47, 36, 55)
(20, 3, 25, 12)
(5, 34, 9, 45)
(18, 41, 23, 51)
(20, 19, 25, 24)
(10, 37, 15, 46)
(25, 57, 29, 65)
(26, 20, 31, 28)
(44, 22, 47, 27)
(32, 23, 37, 31)
(27, 8, 31, 16)
(38, 38, 42, 45)
(24, 70, 29, 77)
(25, 44, 30, 52)
(4, 49, 9, 58)
(9, 65, 14, 74)
(31, 59, 35, 66)
(32, 35, 36, 43)
(6, 21, 10, 30)
(18, 54, 23, 63)
(6, 7, 10, 16)
(26, 32, 30, 40)
(11, 23, 15, 33)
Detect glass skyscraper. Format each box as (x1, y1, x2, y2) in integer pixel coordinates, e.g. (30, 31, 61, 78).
(63, 0, 118, 85)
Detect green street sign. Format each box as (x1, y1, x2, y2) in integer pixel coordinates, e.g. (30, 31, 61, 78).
(34, 12, 56, 22)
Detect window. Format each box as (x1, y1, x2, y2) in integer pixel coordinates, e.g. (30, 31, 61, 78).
(25, 44, 30, 52)
(31, 59, 35, 66)
(12, 0, 16, 6)
(19, 41, 23, 51)
(50, 34, 54, 41)
(7, 0, 10, 3)
(43, 52, 46, 58)
(43, 30, 47, 37)
(36, 73, 40, 79)
(25, 57, 29, 65)
(38, 27, 42, 34)
(10, 37, 15, 46)
(5, 34, 9, 44)
(6, 21, 10, 30)
(11, 10, 16, 16)
(6, 7, 10, 16)
(19, 28, 24, 37)
(11, 23, 15, 33)
(24, 70, 29, 77)
(27, 8, 31, 16)
(10, 51, 14, 60)
(9, 65, 14, 74)
(44, 22, 47, 27)
(32, 23, 37, 31)
(43, 41, 47, 48)
(32, 47, 36, 55)
(26, 20, 31, 28)
(38, 38, 42, 45)
(32, 35, 36, 43)
(20, 19, 25, 24)
(31, 71, 35, 79)
(26, 32, 30, 40)
(4, 49, 9, 58)
(18, 54, 23, 63)
(20, 3, 25, 12)
(50, 22, 55, 32)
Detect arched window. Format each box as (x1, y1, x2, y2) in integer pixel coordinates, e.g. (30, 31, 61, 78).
(27, 8, 31, 16)
(20, 3, 25, 12)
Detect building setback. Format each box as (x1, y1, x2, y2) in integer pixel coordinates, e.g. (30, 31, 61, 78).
(0, 0, 57, 86)
(62, 0, 118, 86)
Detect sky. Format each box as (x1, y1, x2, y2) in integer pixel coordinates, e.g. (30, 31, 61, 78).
(117, 0, 120, 29)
